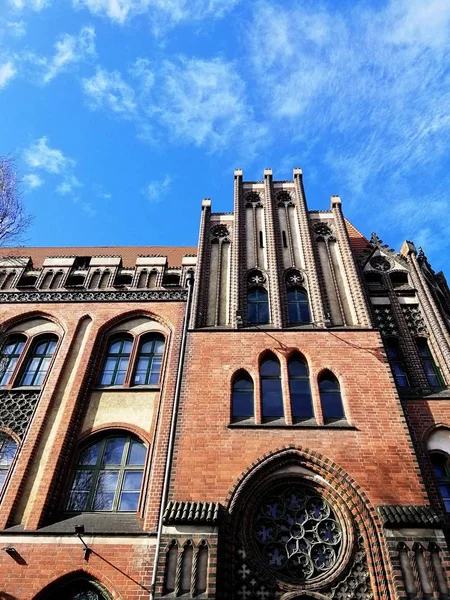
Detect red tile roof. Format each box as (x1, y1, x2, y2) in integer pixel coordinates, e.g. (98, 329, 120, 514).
(345, 220, 370, 258)
(1, 246, 198, 268)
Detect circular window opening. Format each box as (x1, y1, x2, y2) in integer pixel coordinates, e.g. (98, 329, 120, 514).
(252, 483, 343, 584)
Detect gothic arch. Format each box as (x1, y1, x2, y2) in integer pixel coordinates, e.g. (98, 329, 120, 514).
(32, 568, 117, 600)
(221, 446, 391, 600)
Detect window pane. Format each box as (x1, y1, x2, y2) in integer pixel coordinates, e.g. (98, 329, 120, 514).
(122, 340, 133, 353)
(0, 471, 6, 490)
(288, 303, 299, 324)
(114, 369, 127, 385)
(258, 302, 269, 324)
(122, 470, 143, 491)
(100, 370, 114, 386)
(67, 490, 89, 511)
(153, 339, 165, 353)
(127, 441, 146, 465)
(262, 380, 283, 417)
(140, 341, 153, 353)
(119, 492, 140, 511)
(93, 471, 119, 510)
(433, 462, 446, 477)
(290, 380, 313, 418)
(288, 359, 308, 377)
(299, 304, 311, 322)
(234, 378, 253, 391)
(319, 377, 339, 392)
(34, 341, 49, 354)
(71, 470, 94, 491)
(102, 438, 125, 465)
(79, 442, 101, 465)
(109, 340, 122, 354)
(0, 438, 16, 466)
(233, 390, 254, 418)
(321, 392, 344, 418)
(261, 359, 280, 377)
(47, 340, 57, 354)
(247, 303, 258, 324)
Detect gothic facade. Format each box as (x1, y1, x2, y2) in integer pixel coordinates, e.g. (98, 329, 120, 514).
(0, 169, 449, 600)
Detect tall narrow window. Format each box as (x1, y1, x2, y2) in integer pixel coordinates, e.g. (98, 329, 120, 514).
(0, 335, 26, 386)
(287, 288, 310, 324)
(282, 231, 288, 248)
(132, 334, 165, 385)
(259, 231, 264, 248)
(247, 288, 269, 325)
(417, 338, 444, 387)
(232, 372, 254, 421)
(66, 434, 146, 512)
(430, 453, 450, 511)
(0, 433, 17, 491)
(385, 338, 409, 387)
(99, 336, 132, 386)
(261, 353, 283, 421)
(19, 336, 58, 386)
(288, 354, 313, 420)
(319, 371, 344, 421)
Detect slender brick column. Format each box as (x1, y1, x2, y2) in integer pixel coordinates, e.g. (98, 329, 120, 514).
(190, 199, 211, 329)
(292, 168, 325, 326)
(263, 169, 283, 327)
(229, 169, 243, 328)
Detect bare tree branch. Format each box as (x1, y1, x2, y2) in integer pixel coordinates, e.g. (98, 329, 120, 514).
(0, 156, 32, 248)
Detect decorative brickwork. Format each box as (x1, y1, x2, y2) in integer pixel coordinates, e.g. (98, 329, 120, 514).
(0, 390, 40, 438)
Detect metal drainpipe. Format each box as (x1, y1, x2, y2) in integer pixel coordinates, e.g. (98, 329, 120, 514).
(150, 273, 194, 599)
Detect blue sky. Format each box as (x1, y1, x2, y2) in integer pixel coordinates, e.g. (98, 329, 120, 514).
(1, 0, 449, 276)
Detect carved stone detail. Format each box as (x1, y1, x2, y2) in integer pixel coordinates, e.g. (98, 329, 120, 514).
(0, 390, 40, 438)
(370, 256, 392, 272)
(313, 223, 333, 238)
(0, 290, 188, 303)
(373, 306, 399, 336)
(401, 305, 427, 336)
(210, 224, 230, 240)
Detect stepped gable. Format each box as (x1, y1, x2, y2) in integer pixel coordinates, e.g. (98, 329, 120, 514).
(1, 245, 198, 268)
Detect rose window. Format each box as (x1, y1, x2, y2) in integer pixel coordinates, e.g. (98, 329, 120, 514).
(253, 484, 342, 582)
(370, 256, 391, 272)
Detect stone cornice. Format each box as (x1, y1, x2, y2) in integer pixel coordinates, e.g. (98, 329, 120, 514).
(0, 289, 188, 303)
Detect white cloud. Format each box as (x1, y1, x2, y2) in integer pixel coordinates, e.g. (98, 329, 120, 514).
(9, 0, 50, 10)
(129, 58, 154, 92)
(24, 137, 74, 173)
(142, 174, 171, 203)
(72, 0, 241, 29)
(156, 57, 266, 153)
(6, 21, 27, 37)
(23, 173, 44, 189)
(82, 67, 137, 116)
(56, 175, 83, 195)
(43, 25, 96, 83)
(0, 61, 17, 89)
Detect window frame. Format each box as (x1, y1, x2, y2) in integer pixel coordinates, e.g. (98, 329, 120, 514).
(132, 333, 165, 386)
(416, 338, 444, 387)
(0, 332, 59, 389)
(17, 335, 58, 387)
(65, 433, 147, 513)
(247, 287, 270, 325)
(0, 334, 27, 387)
(430, 451, 450, 512)
(288, 353, 313, 421)
(231, 371, 255, 422)
(286, 287, 311, 325)
(318, 370, 345, 422)
(0, 431, 18, 493)
(385, 337, 410, 388)
(97, 330, 167, 389)
(260, 352, 284, 422)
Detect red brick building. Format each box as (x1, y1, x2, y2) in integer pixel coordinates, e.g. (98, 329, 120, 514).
(0, 168, 449, 600)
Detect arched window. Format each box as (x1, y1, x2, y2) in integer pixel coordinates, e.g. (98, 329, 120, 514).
(319, 371, 344, 421)
(19, 335, 58, 386)
(417, 338, 444, 387)
(287, 288, 310, 324)
(261, 353, 283, 421)
(39, 577, 111, 600)
(99, 336, 133, 386)
(132, 334, 165, 385)
(247, 288, 269, 325)
(231, 371, 254, 421)
(66, 434, 146, 512)
(0, 432, 17, 491)
(288, 354, 313, 420)
(385, 338, 409, 388)
(430, 453, 450, 511)
(0, 335, 26, 386)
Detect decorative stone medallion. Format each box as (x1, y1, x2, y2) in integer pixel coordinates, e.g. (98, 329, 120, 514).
(252, 484, 343, 584)
(245, 192, 262, 204)
(210, 224, 230, 239)
(286, 271, 304, 286)
(248, 272, 266, 286)
(369, 256, 392, 272)
(313, 223, 333, 238)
